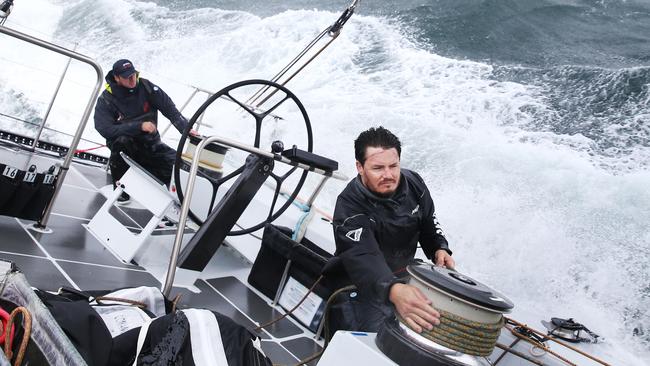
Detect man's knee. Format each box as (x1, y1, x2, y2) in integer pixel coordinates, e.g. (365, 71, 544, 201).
(110, 136, 138, 155)
(328, 291, 391, 333)
(108, 137, 140, 184)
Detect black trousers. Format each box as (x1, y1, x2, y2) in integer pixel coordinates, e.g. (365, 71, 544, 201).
(329, 290, 394, 333)
(108, 136, 177, 187)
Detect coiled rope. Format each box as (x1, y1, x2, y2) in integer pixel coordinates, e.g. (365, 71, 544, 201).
(3, 307, 31, 366)
(400, 310, 504, 357)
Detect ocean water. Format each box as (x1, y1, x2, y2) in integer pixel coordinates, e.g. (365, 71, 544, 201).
(1, 0, 649, 364)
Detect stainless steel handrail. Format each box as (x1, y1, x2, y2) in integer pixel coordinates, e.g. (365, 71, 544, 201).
(160, 85, 214, 137)
(0, 25, 104, 229)
(162, 134, 346, 296)
(34, 43, 77, 150)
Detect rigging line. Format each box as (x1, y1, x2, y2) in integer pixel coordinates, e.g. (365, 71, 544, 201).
(0, 56, 94, 89)
(493, 342, 543, 366)
(253, 36, 338, 109)
(246, 0, 360, 108)
(0, 112, 106, 147)
(266, 28, 329, 84)
(245, 28, 329, 106)
(140, 70, 215, 93)
(0, 55, 65, 76)
(504, 317, 611, 366)
(0, 20, 93, 55)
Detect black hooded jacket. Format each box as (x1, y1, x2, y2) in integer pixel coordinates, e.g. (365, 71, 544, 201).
(333, 169, 451, 303)
(94, 71, 188, 148)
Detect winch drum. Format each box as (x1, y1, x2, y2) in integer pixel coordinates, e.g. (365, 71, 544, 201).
(375, 264, 514, 366)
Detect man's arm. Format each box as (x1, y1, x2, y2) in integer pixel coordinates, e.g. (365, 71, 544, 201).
(333, 213, 397, 301)
(416, 176, 454, 268)
(146, 82, 188, 134)
(93, 96, 143, 140)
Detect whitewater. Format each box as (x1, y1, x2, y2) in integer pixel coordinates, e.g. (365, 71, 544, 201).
(1, 0, 649, 364)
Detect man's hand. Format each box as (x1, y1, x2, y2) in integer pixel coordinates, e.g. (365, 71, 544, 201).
(141, 121, 157, 134)
(435, 249, 455, 269)
(189, 129, 199, 136)
(389, 283, 440, 333)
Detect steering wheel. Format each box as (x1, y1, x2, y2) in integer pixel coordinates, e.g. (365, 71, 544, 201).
(174, 79, 313, 235)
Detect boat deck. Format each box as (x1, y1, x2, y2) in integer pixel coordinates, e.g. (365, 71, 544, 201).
(0, 143, 322, 365)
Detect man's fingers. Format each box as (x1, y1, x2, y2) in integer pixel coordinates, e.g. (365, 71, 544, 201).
(413, 287, 431, 303)
(446, 256, 456, 269)
(141, 121, 156, 133)
(435, 253, 446, 266)
(412, 306, 440, 326)
(404, 313, 434, 332)
(404, 316, 424, 333)
(435, 250, 454, 268)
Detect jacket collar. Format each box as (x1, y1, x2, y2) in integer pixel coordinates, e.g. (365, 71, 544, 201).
(104, 70, 140, 98)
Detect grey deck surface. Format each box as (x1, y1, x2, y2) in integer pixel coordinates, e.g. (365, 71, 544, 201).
(0, 145, 320, 365)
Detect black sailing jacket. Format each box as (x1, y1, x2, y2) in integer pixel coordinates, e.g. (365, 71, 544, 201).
(333, 169, 451, 303)
(93, 71, 188, 148)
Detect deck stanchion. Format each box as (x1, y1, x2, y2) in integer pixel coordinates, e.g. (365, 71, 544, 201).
(32, 43, 77, 151)
(0, 26, 104, 230)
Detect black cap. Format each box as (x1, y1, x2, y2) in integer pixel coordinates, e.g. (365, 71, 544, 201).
(112, 59, 136, 78)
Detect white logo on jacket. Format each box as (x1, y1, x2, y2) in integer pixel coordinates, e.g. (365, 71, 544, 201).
(411, 205, 419, 215)
(346, 228, 363, 242)
(433, 214, 445, 236)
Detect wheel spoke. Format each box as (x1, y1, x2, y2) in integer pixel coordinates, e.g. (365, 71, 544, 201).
(224, 91, 260, 119)
(258, 94, 291, 119)
(174, 79, 313, 235)
(215, 165, 245, 186)
(267, 182, 282, 220)
(208, 188, 218, 215)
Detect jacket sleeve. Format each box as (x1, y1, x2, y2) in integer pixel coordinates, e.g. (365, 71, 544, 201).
(93, 96, 143, 140)
(417, 181, 452, 259)
(333, 200, 399, 302)
(148, 83, 188, 134)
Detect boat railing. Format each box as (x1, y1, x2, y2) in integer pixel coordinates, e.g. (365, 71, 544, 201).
(163, 134, 346, 296)
(160, 85, 216, 138)
(0, 25, 104, 229)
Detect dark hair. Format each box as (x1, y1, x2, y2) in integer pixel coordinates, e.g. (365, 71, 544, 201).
(354, 126, 401, 165)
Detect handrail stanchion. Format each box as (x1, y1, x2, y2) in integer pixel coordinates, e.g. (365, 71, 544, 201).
(32, 43, 77, 150)
(162, 137, 209, 297)
(0, 26, 105, 230)
(161, 88, 199, 137)
(161, 86, 214, 137)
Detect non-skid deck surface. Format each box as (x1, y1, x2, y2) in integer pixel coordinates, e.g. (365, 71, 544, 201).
(0, 147, 320, 365)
